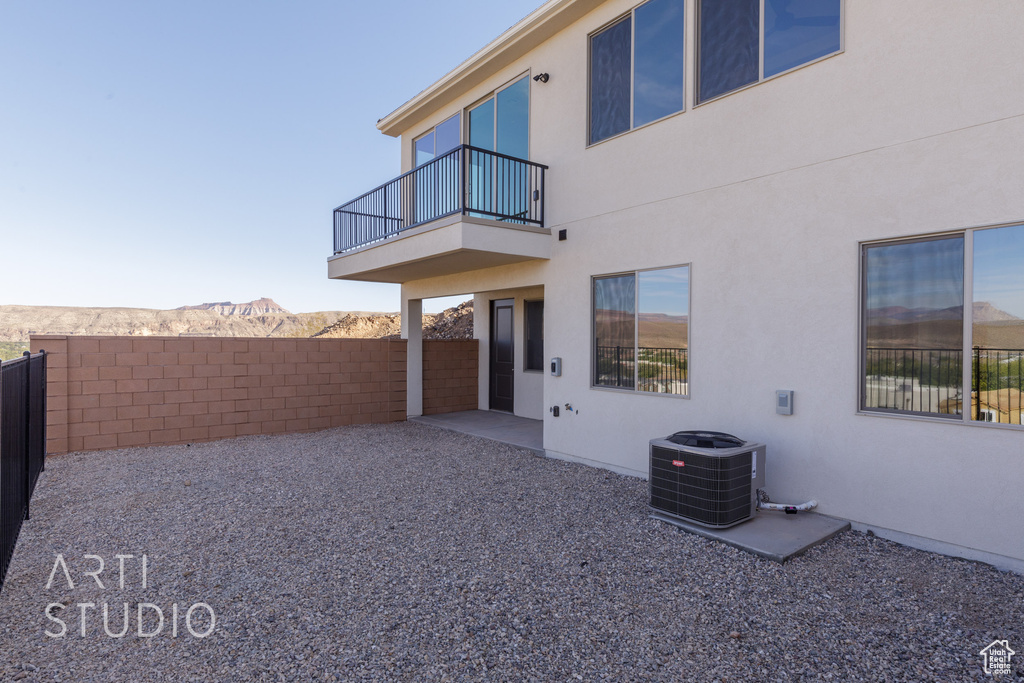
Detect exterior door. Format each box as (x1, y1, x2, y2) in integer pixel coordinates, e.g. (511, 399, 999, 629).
(489, 299, 515, 412)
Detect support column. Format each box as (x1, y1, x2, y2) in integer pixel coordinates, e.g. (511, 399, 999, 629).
(402, 294, 423, 418)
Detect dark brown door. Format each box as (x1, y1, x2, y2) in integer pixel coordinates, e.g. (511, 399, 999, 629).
(489, 299, 515, 412)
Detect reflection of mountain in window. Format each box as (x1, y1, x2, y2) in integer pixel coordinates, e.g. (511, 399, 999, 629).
(972, 224, 1024, 424)
(594, 266, 689, 395)
(861, 224, 1024, 425)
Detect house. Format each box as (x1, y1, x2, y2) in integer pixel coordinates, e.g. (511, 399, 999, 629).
(328, 0, 1024, 572)
(941, 389, 1024, 425)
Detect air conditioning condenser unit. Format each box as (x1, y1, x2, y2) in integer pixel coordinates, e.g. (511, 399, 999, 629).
(649, 431, 766, 529)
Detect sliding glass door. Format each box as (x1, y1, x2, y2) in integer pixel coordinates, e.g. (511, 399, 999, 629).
(467, 76, 529, 221)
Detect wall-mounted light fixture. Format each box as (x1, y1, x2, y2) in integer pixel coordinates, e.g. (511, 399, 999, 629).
(533, 73, 549, 83)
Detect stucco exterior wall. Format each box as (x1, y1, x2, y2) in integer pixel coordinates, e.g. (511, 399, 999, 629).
(378, 0, 1024, 569)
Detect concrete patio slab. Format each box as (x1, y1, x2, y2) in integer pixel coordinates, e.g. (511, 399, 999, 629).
(651, 509, 851, 564)
(411, 410, 543, 453)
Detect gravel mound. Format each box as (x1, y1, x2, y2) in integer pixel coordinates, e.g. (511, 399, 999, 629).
(0, 422, 1020, 681)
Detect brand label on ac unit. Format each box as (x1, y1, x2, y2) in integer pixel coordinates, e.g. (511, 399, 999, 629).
(672, 460, 685, 467)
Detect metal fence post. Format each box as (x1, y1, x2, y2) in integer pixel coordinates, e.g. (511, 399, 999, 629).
(22, 352, 31, 521)
(39, 350, 46, 472)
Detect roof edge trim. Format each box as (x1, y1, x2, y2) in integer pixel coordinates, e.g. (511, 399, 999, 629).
(376, 0, 601, 138)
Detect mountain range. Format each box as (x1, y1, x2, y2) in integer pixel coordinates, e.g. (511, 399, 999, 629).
(175, 297, 290, 316)
(0, 298, 475, 345)
(868, 301, 1020, 325)
(0, 299, 362, 341)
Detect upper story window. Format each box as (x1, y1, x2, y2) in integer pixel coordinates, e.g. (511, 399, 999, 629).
(468, 75, 530, 159)
(698, 0, 841, 103)
(589, 0, 685, 145)
(861, 223, 1024, 426)
(414, 113, 461, 167)
(594, 265, 690, 395)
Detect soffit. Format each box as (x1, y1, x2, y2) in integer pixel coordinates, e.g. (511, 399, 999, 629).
(376, 0, 604, 138)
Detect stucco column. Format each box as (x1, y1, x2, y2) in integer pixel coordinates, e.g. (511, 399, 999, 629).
(402, 294, 423, 417)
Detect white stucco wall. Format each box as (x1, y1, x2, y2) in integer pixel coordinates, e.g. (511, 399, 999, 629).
(381, 0, 1024, 568)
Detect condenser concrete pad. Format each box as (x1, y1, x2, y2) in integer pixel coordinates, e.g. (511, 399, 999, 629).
(651, 510, 851, 563)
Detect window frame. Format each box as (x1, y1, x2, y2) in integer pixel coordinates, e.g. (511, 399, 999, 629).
(858, 222, 1024, 431)
(695, 0, 845, 106)
(591, 263, 692, 398)
(412, 112, 462, 168)
(586, 0, 687, 147)
(524, 299, 544, 373)
(466, 72, 532, 159)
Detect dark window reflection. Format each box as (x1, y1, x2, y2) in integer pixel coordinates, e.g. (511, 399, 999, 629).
(699, 0, 759, 102)
(590, 17, 631, 144)
(525, 300, 544, 371)
(594, 275, 636, 388)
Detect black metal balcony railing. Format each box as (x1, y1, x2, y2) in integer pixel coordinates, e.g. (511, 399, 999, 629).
(595, 345, 689, 392)
(333, 145, 548, 254)
(864, 347, 1023, 424)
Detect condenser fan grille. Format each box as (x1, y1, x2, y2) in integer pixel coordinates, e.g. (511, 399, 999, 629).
(650, 445, 753, 527)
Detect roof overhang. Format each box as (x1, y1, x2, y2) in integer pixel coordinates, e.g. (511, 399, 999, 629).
(376, 0, 603, 138)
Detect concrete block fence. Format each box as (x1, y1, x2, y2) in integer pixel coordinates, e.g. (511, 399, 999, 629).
(422, 340, 478, 415)
(29, 336, 478, 455)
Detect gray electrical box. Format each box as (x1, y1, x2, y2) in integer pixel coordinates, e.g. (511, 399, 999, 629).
(550, 357, 562, 376)
(776, 390, 794, 415)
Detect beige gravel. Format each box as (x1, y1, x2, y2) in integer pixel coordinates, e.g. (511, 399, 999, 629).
(0, 422, 1021, 682)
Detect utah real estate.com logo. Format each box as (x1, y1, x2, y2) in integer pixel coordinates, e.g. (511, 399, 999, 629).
(980, 639, 1015, 677)
(43, 554, 215, 639)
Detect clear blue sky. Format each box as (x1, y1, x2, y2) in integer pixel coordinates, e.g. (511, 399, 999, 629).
(0, 0, 541, 314)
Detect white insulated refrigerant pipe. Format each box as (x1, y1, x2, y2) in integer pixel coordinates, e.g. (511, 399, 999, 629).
(757, 499, 818, 514)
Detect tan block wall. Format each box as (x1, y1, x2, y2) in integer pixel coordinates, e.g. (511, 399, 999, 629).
(30, 336, 407, 455)
(422, 340, 478, 416)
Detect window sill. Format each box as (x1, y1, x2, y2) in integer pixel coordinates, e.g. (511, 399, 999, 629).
(856, 409, 1024, 432)
(586, 108, 687, 149)
(590, 385, 691, 399)
(694, 49, 844, 108)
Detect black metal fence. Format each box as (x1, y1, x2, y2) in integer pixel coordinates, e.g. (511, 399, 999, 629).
(595, 345, 688, 393)
(1, 350, 47, 591)
(333, 145, 548, 254)
(864, 347, 1023, 424)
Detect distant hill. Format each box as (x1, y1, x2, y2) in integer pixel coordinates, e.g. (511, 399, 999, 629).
(868, 302, 1020, 325)
(313, 300, 474, 340)
(0, 297, 475, 342)
(866, 302, 1022, 349)
(176, 297, 290, 316)
(0, 299, 356, 341)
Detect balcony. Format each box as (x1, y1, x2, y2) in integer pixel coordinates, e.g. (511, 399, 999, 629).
(328, 145, 550, 283)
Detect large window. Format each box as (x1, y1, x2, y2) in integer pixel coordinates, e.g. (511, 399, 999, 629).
(861, 224, 1024, 426)
(594, 265, 690, 395)
(698, 0, 841, 103)
(413, 113, 461, 222)
(589, 0, 685, 145)
(468, 76, 530, 220)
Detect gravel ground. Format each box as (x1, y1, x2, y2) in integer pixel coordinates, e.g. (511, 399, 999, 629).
(0, 422, 1021, 682)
